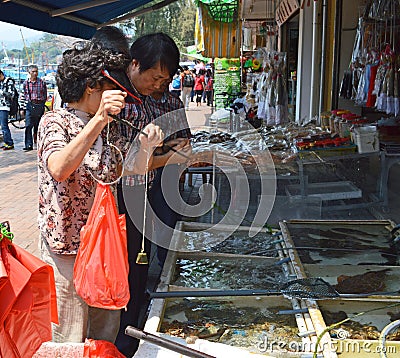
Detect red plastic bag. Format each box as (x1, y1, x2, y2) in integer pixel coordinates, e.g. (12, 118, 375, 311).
(73, 183, 129, 309)
(0, 239, 58, 358)
(83, 339, 125, 358)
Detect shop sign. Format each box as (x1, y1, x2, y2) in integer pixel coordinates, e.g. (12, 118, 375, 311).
(276, 0, 300, 26)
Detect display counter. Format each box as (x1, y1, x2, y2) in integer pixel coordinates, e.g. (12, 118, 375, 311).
(186, 124, 399, 214)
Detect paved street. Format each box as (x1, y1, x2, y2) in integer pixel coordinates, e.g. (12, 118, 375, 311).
(0, 102, 211, 259)
(0, 123, 40, 256)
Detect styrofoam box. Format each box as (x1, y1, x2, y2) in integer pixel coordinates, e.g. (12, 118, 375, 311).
(353, 126, 379, 153)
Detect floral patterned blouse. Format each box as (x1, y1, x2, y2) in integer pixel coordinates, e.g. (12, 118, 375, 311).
(37, 108, 127, 255)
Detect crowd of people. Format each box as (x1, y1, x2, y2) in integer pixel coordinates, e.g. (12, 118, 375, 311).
(1, 60, 213, 155)
(0, 65, 47, 151)
(31, 26, 196, 358)
(168, 59, 214, 110)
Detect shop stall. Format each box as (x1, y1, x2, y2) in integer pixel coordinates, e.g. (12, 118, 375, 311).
(134, 2, 400, 357)
(138, 220, 400, 358)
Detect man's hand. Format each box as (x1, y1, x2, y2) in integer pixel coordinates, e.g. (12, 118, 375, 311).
(139, 123, 164, 150)
(161, 138, 192, 165)
(150, 138, 192, 169)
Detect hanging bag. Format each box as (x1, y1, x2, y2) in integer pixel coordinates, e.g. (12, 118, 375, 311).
(73, 183, 129, 310)
(0, 222, 58, 358)
(27, 83, 45, 117)
(172, 76, 181, 89)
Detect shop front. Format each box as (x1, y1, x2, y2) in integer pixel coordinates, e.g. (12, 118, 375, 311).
(137, 2, 400, 358)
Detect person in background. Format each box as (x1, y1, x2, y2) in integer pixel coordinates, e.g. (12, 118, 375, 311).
(0, 69, 15, 150)
(190, 68, 196, 103)
(194, 69, 205, 106)
(170, 69, 182, 97)
(38, 39, 163, 345)
(204, 68, 214, 107)
(194, 59, 206, 74)
(180, 65, 194, 110)
(23, 64, 47, 151)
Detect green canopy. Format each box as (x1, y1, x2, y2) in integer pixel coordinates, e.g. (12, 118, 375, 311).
(197, 0, 238, 23)
(183, 45, 211, 62)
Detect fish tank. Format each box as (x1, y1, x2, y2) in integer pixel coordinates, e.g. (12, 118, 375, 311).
(144, 222, 320, 356)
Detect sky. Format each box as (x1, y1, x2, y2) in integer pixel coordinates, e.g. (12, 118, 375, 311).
(0, 21, 45, 49)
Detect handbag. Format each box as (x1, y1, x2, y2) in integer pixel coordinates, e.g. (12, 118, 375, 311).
(27, 83, 45, 117)
(73, 183, 129, 310)
(30, 102, 45, 117)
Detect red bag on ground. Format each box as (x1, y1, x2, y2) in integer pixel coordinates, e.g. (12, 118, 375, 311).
(73, 183, 129, 309)
(0, 238, 58, 358)
(83, 339, 125, 358)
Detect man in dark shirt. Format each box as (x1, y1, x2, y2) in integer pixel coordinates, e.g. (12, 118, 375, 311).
(23, 64, 47, 151)
(114, 33, 190, 357)
(148, 78, 191, 267)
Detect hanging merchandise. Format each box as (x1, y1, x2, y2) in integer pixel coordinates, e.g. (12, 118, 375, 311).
(256, 67, 268, 123)
(341, 0, 400, 116)
(243, 27, 254, 51)
(255, 50, 288, 126)
(373, 48, 390, 112)
(195, 3, 241, 58)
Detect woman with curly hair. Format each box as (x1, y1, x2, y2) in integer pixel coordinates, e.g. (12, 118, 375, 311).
(37, 39, 162, 344)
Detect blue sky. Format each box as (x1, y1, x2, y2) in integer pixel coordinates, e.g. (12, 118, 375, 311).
(0, 21, 44, 49)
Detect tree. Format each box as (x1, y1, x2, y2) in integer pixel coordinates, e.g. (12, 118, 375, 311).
(0, 0, 197, 65)
(120, 0, 197, 54)
(27, 33, 77, 66)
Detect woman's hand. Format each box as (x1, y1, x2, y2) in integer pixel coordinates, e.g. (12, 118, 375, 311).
(95, 89, 126, 122)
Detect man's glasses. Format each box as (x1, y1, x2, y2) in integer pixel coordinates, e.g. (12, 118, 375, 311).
(101, 69, 142, 104)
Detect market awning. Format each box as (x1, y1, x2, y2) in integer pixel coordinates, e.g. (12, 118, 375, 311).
(182, 45, 211, 62)
(0, 0, 175, 39)
(195, 3, 241, 58)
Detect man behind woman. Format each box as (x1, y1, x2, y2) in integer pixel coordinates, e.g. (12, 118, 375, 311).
(23, 64, 47, 151)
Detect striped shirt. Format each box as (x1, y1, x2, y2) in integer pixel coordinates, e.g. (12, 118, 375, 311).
(121, 92, 156, 187)
(147, 91, 191, 141)
(23, 78, 47, 103)
(122, 90, 191, 187)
